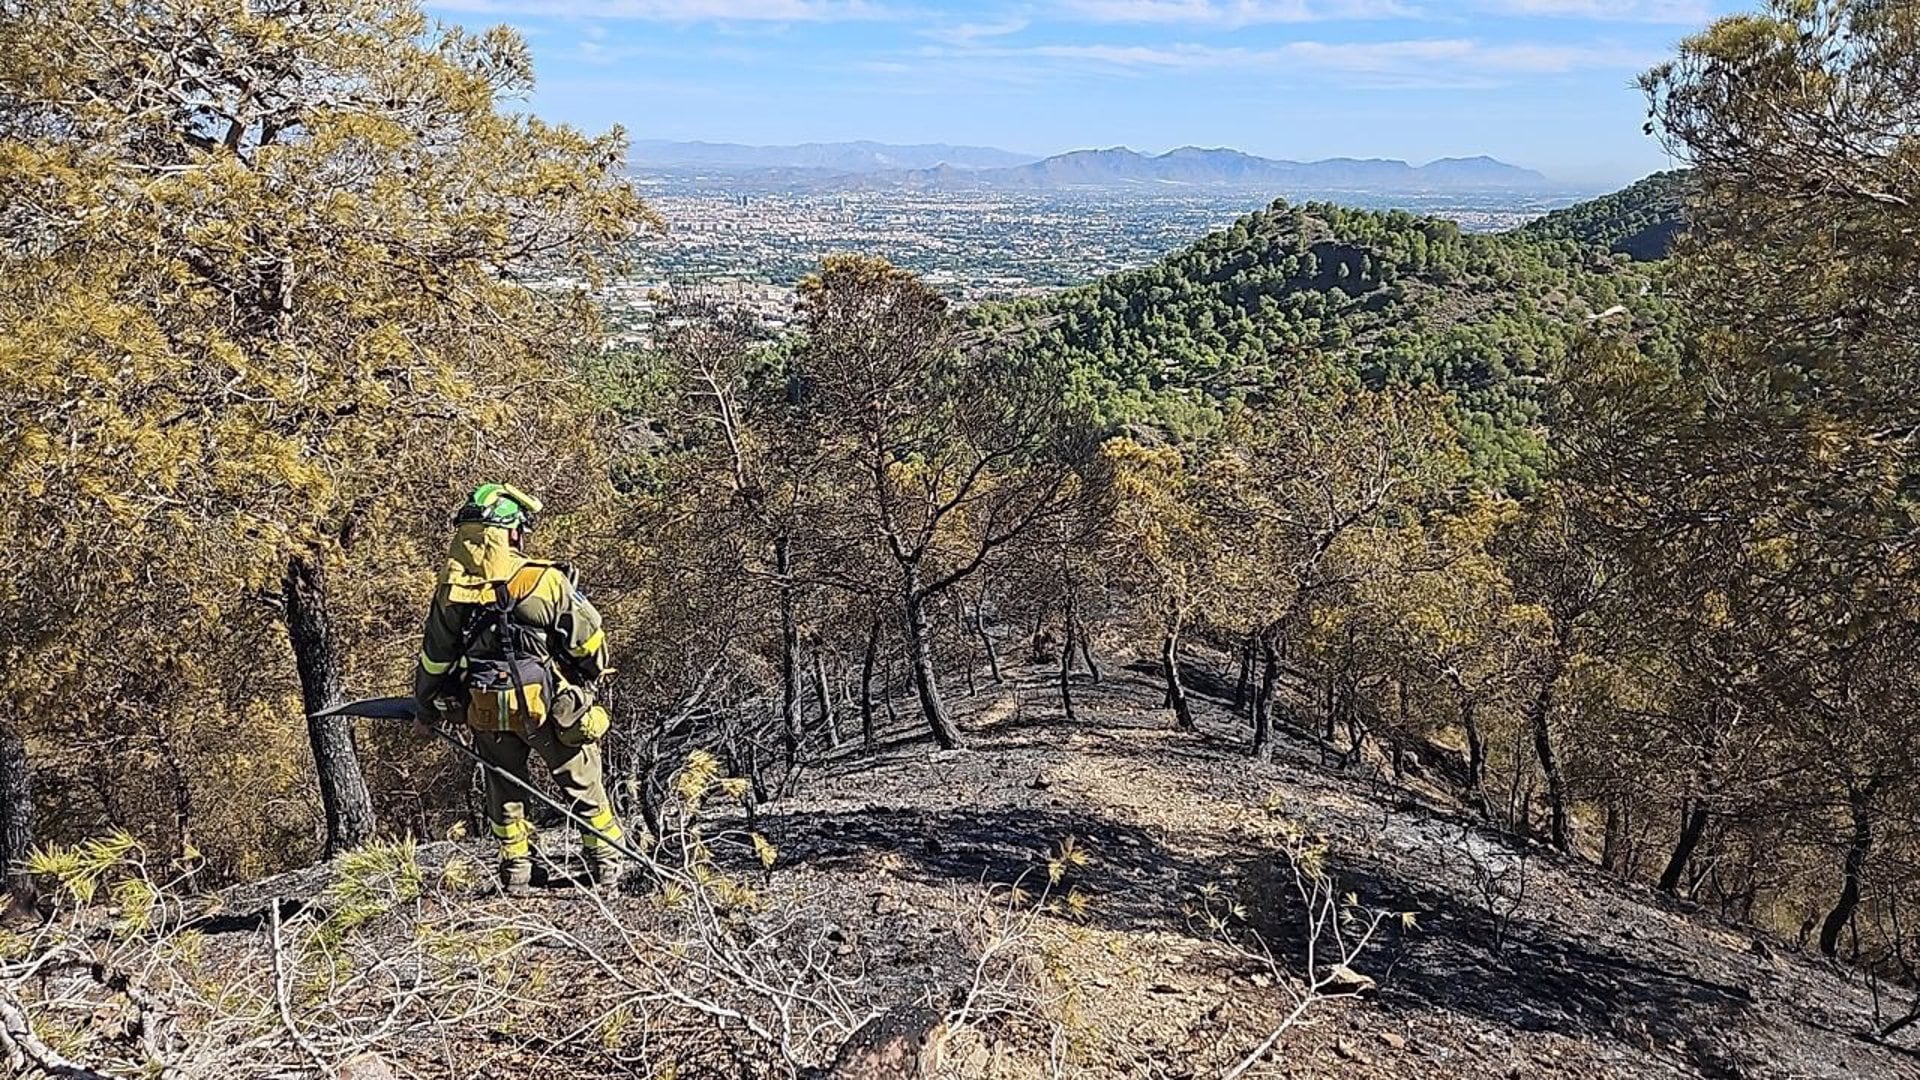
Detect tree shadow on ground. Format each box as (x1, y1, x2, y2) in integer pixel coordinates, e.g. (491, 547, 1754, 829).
(1240, 845, 1753, 1045)
(738, 799, 1759, 1054)
(1115, 657, 1246, 706)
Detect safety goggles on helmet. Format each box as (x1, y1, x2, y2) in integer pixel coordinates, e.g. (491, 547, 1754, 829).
(456, 482, 543, 531)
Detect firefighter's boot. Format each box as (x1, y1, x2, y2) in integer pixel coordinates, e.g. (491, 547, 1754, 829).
(494, 801, 535, 895)
(580, 805, 627, 888)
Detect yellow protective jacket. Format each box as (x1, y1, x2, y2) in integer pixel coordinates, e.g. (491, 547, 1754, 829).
(412, 523, 609, 729)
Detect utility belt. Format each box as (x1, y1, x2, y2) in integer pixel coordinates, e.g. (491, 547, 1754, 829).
(447, 656, 609, 747)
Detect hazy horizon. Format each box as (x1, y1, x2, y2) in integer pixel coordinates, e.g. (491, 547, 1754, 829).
(423, 0, 1744, 189)
(633, 137, 1597, 178)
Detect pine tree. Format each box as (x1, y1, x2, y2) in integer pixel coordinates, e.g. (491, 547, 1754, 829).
(0, 0, 652, 860)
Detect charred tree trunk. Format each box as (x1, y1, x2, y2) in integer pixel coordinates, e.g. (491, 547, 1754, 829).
(283, 549, 375, 856)
(1251, 631, 1280, 763)
(1323, 671, 1339, 745)
(974, 600, 1003, 685)
(1029, 605, 1050, 663)
(1058, 590, 1078, 722)
(1819, 783, 1877, 958)
(1601, 795, 1627, 874)
(812, 651, 841, 750)
(0, 722, 32, 906)
(1232, 635, 1254, 716)
(1390, 680, 1410, 781)
(777, 535, 802, 766)
(1455, 686, 1488, 815)
(1076, 618, 1100, 683)
(1659, 798, 1711, 895)
(741, 738, 769, 805)
(156, 725, 196, 857)
(1505, 728, 1534, 834)
(1527, 629, 1576, 852)
(958, 595, 978, 696)
(1058, 627, 1077, 723)
(903, 581, 961, 750)
(1161, 621, 1194, 732)
(1341, 681, 1365, 764)
(860, 617, 881, 751)
(882, 652, 901, 730)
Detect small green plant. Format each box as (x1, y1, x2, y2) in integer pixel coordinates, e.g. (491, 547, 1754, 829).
(27, 832, 195, 940)
(28, 832, 140, 906)
(308, 839, 426, 959)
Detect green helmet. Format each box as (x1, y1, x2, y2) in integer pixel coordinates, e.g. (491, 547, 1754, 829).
(456, 482, 543, 530)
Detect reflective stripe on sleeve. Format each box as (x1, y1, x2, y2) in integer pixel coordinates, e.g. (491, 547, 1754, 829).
(570, 628, 605, 658)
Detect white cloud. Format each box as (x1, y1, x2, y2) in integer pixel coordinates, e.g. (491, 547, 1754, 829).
(1056, 0, 1419, 26)
(1053, 0, 1719, 26)
(427, 0, 893, 21)
(923, 15, 1033, 44)
(1475, 0, 1714, 23)
(930, 36, 1659, 87)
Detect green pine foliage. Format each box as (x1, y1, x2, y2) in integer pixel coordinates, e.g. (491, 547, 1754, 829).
(1516, 170, 1694, 260)
(979, 199, 1683, 488)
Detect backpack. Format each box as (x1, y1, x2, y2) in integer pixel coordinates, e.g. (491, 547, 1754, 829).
(459, 569, 558, 733)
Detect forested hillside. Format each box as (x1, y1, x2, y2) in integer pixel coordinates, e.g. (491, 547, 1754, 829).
(1517, 170, 1693, 259)
(4, 1, 1920, 1077)
(984, 200, 1680, 486)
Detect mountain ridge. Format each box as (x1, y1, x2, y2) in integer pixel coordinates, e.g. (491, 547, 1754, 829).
(631, 141, 1557, 194)
(630, 139, 1037, 173)
(959, 147, 1554, 191)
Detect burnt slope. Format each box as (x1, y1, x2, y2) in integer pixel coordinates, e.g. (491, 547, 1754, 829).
(749, 660, 1917, 1079)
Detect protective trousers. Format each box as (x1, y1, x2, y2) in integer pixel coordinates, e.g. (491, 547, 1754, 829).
(471, 724, 623, 869)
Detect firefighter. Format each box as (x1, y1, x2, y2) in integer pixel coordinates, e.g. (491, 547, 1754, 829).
(412, 483, 624, 892)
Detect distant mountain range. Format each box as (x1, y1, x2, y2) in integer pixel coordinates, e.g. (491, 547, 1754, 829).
(630, 140, 1035, 173)
(886, 147, 1552, 193)
(629, 141, 1557, 194)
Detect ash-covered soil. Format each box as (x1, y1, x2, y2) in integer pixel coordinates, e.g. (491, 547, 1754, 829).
(729, 660, 1920, 1080)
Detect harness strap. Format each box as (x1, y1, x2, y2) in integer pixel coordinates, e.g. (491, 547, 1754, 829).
(455, 563, 553, 655)
(492, 580, 536, 724)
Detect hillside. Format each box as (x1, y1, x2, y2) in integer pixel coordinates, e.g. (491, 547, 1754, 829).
(983, 198, 1681, 486)
(41, 658, 1912, 1078)
(1516, 171, 1693, 260)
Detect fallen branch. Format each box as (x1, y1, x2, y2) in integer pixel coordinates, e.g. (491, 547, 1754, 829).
(0, 987, 120, 1080)
(268, 897, 331, 1074)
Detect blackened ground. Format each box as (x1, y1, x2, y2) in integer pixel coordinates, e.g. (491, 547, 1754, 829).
(726, 657, 1920, 1080)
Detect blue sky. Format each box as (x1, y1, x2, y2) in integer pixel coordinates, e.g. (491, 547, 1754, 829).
(424, 0, 1751, 187)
